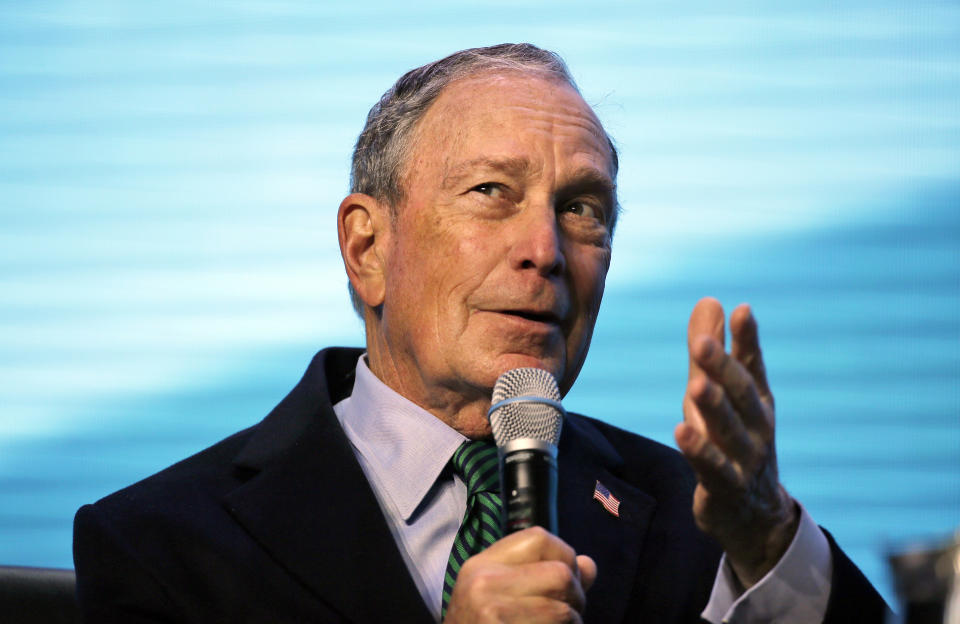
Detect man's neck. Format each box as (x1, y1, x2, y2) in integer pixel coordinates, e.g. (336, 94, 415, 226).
(364, 334, 494, 440)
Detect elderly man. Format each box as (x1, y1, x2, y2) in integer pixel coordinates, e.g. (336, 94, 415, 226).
(74, 44, 885, 623)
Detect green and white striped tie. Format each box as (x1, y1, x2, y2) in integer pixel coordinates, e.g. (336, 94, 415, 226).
(440, 440, 503, 619)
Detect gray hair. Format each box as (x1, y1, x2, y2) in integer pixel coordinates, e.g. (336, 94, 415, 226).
(347, 43, 619, 317)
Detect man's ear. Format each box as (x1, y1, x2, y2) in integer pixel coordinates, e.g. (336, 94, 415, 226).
(338, 192, 391, 309)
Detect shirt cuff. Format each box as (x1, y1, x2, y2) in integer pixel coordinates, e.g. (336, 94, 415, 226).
(700, 501, 833, 624)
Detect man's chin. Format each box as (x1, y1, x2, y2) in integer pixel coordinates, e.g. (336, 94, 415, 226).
(490, 352, 564, 384)
(458, 419, 494, 441)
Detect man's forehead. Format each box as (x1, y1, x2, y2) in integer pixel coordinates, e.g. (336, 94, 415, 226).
(412, 72, 616, 179)
(440, 156, 539, 189)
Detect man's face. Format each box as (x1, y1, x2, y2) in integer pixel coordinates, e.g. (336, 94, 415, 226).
(375, 72, 615, 430)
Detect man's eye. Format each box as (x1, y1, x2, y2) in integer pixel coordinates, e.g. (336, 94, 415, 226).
(562, 200, 604, 223)
(470, 182, 503, 197)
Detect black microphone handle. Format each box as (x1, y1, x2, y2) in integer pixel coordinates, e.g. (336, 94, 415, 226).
(499, 444, 558, 535)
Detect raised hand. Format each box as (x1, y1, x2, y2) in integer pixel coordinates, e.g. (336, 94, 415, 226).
(675, 297, 799, 588)
(444, 526, 597, 623)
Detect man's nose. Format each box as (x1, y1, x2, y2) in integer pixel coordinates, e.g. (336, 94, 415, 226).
(509, 204, 566, 277)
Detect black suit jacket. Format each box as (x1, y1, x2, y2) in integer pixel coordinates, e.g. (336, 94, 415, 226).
(74, 347, 886, 622)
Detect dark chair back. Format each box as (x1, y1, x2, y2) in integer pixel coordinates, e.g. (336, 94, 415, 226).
(0, 566, 79, 624)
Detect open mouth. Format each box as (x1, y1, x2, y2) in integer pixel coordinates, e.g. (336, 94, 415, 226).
(500, 310, 561, 325)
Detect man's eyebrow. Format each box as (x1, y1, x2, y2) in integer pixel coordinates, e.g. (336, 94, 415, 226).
(441, 157, 533, 189)
(560, 167, 617, 197)
(560, 167, 620, 230)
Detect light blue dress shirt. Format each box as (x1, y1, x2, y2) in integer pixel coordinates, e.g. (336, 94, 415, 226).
(334, 355, 831, 623)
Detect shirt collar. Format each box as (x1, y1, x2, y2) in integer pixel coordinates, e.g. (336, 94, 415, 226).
(337, 355, 466, 522)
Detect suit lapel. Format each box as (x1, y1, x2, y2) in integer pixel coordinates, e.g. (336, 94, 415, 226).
(558, 414, 656, 624)
(222, 349, 433, 623)
(216, 348, 659, 623)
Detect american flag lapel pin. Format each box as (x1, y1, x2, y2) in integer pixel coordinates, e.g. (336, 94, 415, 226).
(593, 480, 620, 517)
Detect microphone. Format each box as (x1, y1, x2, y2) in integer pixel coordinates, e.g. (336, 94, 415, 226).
(487, 368, 565, 535)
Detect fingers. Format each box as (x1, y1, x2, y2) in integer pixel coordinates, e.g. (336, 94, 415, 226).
(448, 592, 583, 624)
(686, 374, 755, 462)
(479, 529, 584, 610)
(687, 297, 725, 379)
(674, 421, 741, 492)
(468, 597, 584, 624)
(687, 299, 772, 411)
(514, 559, 587, 613)
(683, 297, 727, 441)
(730, 304, 773, 406)
(690, 335, 770, 436)
(446, 528, 593, 623)
(681, 298, 775, 480)
(464, 598, 584, 624)
(486, 526, 578, 567)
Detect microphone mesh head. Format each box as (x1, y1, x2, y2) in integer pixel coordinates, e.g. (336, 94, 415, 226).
(488, 368, 564, 447)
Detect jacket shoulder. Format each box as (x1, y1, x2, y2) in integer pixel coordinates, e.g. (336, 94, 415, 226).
(84, 425, 256, 520)
(82, 346, 364, 519)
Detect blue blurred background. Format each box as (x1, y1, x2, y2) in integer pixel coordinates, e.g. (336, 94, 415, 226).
(1, 0, 958, 608)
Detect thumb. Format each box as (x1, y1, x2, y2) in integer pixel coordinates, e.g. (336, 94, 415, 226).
(576, 554, 598, 592)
